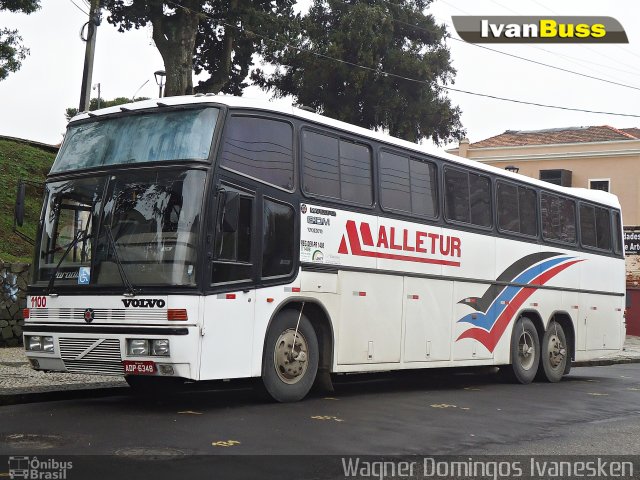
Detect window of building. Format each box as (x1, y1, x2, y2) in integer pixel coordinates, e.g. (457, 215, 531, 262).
(444, 167, 491, 227)
(302, 130, 373, 205)
(379, 151, 437, 217)
(220, 116, 294, 190)
(540, 192, 576, 244)
(589, 179, 610, 192)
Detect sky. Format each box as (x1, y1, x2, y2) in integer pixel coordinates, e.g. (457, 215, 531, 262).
(1, 0, 640, 147)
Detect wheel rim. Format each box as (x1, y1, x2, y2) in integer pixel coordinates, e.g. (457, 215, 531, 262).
(547, 333, 566, 370)
(518, 330, 536, 371)
(273, 329, 309, 385)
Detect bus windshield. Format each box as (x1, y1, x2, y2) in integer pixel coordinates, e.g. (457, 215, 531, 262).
(51, 107, 219, 173)
(36, 169, 206, 288)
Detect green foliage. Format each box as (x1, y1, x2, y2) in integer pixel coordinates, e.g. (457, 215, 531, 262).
(253, 0, 465, 145)
(0, 0, 39, 81)
(104, 0, 295, 96)
(0, 139, 54, 263)
(65, 96, 150, 121)
(0, 28, 28, 81)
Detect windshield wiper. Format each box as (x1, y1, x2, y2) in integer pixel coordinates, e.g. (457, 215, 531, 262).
(46, 230, 90, 295)
(104, 225, 137, 297)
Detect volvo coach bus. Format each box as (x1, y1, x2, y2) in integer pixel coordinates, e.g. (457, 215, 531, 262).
(18, 95, 625, 402)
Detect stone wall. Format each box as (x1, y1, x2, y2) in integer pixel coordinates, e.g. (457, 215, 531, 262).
(0, 263, 29, 347)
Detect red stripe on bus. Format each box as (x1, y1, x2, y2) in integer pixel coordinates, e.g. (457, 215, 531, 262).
(457, 259, 583, 352)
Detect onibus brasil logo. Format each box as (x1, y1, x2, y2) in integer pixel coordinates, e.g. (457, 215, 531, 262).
(8, 456, 73, 479)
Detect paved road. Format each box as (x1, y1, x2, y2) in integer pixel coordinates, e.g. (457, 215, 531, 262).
(1, 364, 640, 477)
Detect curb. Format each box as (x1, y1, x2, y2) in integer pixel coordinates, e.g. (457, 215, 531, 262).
(2, 358, 640, 406)
(573, 357, 640, 367)
(0, 385, 129, 406)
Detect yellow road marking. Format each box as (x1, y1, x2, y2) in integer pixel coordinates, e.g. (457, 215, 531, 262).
(178, 411, 203, 415)
(311, 415, 343, 422)
(212, 440, 241, 447)
(323, 397, 339, 400)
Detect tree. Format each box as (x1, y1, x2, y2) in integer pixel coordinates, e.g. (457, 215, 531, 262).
(104, 0, 295, 97)
(0, 0, 40, 81)
(65, 96, 150, 121)
(252, 0, 465, 145)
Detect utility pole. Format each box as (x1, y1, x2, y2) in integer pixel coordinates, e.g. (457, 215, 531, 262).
(79, 0, 101, 112)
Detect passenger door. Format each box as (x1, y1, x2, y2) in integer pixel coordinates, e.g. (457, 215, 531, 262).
(200, 181, 257, 380)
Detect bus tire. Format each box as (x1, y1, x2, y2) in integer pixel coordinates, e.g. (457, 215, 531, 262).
(509, 317, 540, 384)
(537, 320, 568, 383)
(262, 309, 319, 402)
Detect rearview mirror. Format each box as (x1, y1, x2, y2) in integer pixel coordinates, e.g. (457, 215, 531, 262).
(14, 181, 25, 228)
(220, 190, 240, 233)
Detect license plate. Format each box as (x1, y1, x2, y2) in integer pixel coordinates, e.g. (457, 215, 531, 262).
(123, 360, 156, 375)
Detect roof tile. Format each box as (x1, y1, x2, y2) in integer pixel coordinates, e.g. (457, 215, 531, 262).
(470, 125, 640, 148)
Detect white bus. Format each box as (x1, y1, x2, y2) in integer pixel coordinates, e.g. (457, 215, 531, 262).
(19, 95, 625, 402)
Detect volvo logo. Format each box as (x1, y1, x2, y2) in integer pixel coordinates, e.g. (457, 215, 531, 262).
(83, 308, 94, 323)
(121, 298, 166, 308)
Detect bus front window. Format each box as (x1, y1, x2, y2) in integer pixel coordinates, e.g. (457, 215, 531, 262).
(94, 170, 205, 287)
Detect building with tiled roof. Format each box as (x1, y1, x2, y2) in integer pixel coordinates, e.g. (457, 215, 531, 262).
(447, 125, 640, 225)
(470, 125, 639, 148)
(447, 126, 640, 333)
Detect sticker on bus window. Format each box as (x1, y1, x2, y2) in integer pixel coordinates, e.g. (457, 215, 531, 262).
(78, 267, 91, 285)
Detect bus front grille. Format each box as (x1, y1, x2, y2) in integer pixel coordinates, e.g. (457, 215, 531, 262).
(59, 338, 124, 375)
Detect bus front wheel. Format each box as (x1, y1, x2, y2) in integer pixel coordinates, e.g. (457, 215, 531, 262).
(508, 317, 540, 384)
(262, 309, 319, 402)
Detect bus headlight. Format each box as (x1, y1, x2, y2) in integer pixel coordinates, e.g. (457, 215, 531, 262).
(26, 335, 42, 351)
(25, 335, 54, 352)
(127, 339, 150, 356)
(126, 338, 170, 356)
(151, 339, 170, 356)
(42, 337, 54, 353)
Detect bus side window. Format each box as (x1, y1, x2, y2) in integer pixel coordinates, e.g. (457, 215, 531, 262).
(612, 210, 623, 254)
(212, 193, 254, 284)
(262, 198, 295, 278)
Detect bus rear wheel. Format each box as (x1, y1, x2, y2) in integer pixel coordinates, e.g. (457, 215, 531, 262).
(262, 309, 318, 402)
(508, 317, 540, 384)
(537, 320, 568, 383)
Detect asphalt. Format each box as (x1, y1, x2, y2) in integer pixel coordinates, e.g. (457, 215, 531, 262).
(0, 336, 639, 405)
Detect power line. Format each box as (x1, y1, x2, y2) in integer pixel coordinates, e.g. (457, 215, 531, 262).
(441, 0, 640, 79)
(68, 0, 88, 15)
(342, 1, 640, 91)
(392, 3, 640, 81)
(166, 0, 640, 119)
(447, 38, 640, 92)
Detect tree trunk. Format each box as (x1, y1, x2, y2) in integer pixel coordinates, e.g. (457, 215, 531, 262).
(149, 1, 200, 97)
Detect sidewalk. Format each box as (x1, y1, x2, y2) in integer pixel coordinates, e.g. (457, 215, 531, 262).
(0, 346, 127, 404)
(1, 336, 639, 405)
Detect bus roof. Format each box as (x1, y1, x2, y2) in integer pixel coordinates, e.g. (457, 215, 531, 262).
(70, 94, 620, 209)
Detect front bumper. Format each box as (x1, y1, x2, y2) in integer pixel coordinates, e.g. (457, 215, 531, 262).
(23, 326, 198, 380)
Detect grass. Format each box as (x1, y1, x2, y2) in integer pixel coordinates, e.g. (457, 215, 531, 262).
(0, 139, 55, 263)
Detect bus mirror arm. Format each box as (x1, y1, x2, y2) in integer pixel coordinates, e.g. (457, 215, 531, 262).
(14, 181, 26, 228)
